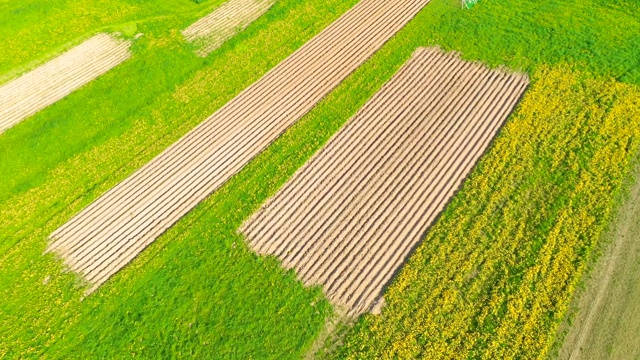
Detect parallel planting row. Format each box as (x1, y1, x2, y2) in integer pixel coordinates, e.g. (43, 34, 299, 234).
(242, 47, 528, 316)
(0, 34, 131, 134)
(182, 0, 276, 56)
(47, 0, 433, 292)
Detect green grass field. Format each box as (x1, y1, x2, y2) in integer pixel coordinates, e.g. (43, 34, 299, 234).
(1, 0, 640, 357)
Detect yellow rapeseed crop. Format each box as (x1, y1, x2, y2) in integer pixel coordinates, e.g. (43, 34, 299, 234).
(338, 65, 640, 359)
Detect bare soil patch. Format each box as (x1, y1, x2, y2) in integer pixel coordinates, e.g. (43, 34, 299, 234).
(0, 34, 131, 134)
(241, 47, 529, 316)
(183, 0, 276, 56)
(48, 0, 433, 292)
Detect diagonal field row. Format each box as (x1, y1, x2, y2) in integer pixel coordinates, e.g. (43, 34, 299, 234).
(241, 48, 529, 316)
(0, 34, 131, 134)
(182, 0, 276, 56)
(47, 0, 433, 292)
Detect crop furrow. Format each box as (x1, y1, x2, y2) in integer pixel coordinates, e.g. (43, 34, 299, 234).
(241, 48, 528, 315)
(48, 0, 433, 292)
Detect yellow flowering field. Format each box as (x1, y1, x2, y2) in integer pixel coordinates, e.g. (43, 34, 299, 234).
(337, 65, 640, 359)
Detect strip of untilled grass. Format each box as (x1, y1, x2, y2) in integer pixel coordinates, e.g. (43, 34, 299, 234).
(335, 66, 640, 359)
(1, 0, 640, 357)
(0, 0, 226, 77)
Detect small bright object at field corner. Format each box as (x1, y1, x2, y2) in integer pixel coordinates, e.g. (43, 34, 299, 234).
(462, 0, 478, 9)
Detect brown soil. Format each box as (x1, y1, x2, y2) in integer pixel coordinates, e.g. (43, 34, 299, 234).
(241, 48, 529, 316)
(48, 0, 433, 293)
(182, 0, 275, 56)
(0, 34, 131, 134)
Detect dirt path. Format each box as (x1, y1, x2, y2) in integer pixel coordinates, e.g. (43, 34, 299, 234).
(48, 0, 433, 293)
(558, 161, 640, 360)
(183, 0, 276, 56)
(0, 34, 131, 134)
(241, 48, 529, 316)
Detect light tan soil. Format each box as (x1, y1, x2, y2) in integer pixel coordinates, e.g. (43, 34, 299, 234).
(48, 0, 433, 293)
(557, 161, 640, 360)
(0, 34, 131, 134)
(241, 48, 529, 316)
(182, 0, 275, 56)
(304, 311, 352, 360)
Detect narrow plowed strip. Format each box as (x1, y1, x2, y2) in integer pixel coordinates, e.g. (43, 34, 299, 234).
(0, 34, 131, 134)
(48, 0, 433, 293)
(182, 0, 276, 56)
(240, 48, 529, 316)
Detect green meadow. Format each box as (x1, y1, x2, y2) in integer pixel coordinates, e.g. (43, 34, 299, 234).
(1, 0, 639, 357)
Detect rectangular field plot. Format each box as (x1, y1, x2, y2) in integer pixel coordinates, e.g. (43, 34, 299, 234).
(47, 0, 432, 292)
(0, 34, 131, 133)
(241, 47, 529, 316)
(183, 0, 276, 56)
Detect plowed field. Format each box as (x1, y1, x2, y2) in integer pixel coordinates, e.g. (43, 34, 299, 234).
(47, 0, 432, 292)
(182, 0, 275, 56)
(241, 47, 529, 316)
(0, 34, 131, 134)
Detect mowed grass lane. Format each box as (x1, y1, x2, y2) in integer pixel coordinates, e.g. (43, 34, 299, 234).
(557, 158, 640, 360)
(1, 0, 640, 357)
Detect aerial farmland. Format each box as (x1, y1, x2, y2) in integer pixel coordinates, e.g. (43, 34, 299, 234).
(1, 0, 639, 358)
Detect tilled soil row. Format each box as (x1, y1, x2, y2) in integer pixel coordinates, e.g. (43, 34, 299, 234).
(48, 0, 433, 293)
(0, 34, 131, 134)
(183, 0, 275, 56)
(241, 48, 529, 316)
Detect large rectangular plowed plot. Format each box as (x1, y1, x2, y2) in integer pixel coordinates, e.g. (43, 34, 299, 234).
(48, 0, 433, 292)
(241, 48, 529, 316)
(0, 34, 131, 134)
